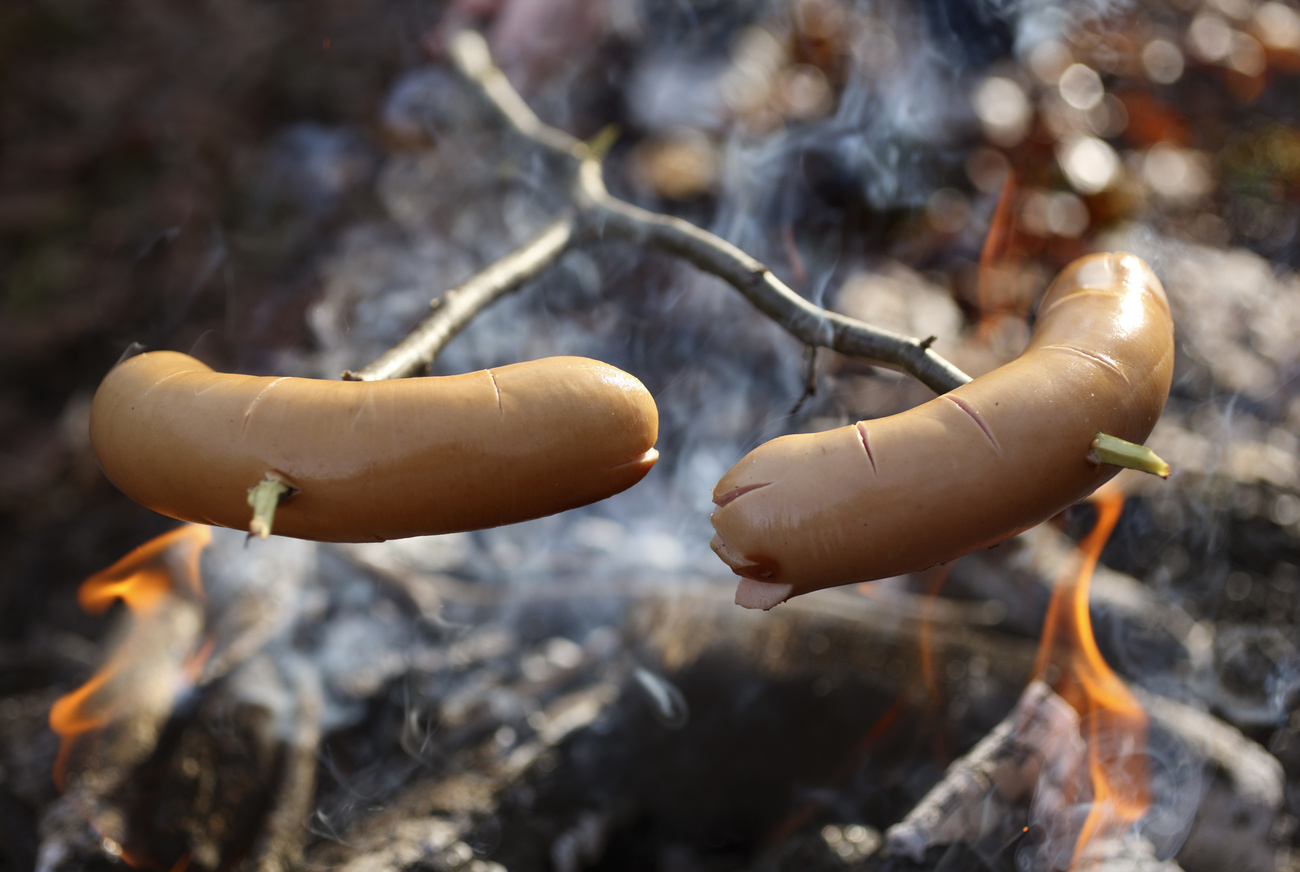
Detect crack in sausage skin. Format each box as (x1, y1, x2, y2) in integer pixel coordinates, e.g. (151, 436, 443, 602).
(710, 252, 1175, 608)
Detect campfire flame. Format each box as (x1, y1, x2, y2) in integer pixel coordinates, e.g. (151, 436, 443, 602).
(1032, 489, 1150, 868)
(49, 524, 213, 791)
(976, 166, 1023, 340)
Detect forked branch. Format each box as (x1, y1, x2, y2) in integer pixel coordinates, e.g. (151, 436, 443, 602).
(348, 30, 972, 395)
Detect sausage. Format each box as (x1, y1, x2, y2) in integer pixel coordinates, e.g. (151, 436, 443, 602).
(710, 252, 1175, 609)
(90, 352, 659, 542)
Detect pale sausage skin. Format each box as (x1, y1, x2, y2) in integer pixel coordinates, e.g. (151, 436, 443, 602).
(90, 352, 659, 542)
(710, 252, 1175, 608)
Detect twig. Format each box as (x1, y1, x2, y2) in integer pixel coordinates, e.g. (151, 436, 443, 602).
(580, 173, 971, 393)
(346, 216, 576, 381)
(1090, 432, 1171, 478)
(350, 30, 972, 395)
(246, 473, 295, 539)
(790, 345, 818, 416)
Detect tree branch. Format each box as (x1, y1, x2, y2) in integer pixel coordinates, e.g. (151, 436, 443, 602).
(345, 216, 576, 381)
(351, 30, 972, 395)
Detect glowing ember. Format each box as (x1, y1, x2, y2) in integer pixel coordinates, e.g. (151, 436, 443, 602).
(1032, 488, 1149, 868)
(49, 524, 212, 791)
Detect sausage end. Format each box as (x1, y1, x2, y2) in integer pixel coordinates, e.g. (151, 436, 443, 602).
(710, 531, 779, 578)
(734, 579, 794, 610)
(706, 251, 1175, 605)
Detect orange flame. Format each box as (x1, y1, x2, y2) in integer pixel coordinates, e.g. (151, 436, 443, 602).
(49, 524, 212, 790)
(976, 167, 1022, 340)
(1032, 490, 1149, 867)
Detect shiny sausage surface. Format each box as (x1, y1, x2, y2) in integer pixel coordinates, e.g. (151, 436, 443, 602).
(710, 252, 1174, 608)
(91, 351, 659, 541)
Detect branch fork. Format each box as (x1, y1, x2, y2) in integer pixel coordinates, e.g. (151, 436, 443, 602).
(345, 30, 973, 395)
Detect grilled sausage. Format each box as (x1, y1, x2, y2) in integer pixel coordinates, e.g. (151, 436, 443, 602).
(90, 351, 659, 542)
(710, 252, 1174, 608)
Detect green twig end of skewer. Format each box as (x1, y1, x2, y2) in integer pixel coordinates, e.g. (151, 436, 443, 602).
(247, 473, 296, 539)
(1090, 432, 1170, 478)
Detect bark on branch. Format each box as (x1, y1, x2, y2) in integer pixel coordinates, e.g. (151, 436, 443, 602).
(349, 30, 972, 395)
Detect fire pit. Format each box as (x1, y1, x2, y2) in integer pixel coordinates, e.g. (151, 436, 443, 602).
(4, 1, 1300, 871)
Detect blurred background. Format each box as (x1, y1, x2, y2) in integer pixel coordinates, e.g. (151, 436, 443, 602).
(4, 0, 1300, 870)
